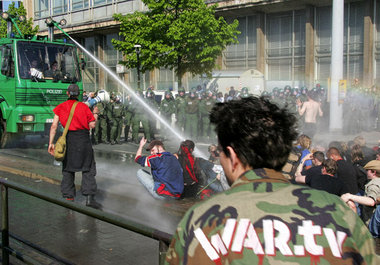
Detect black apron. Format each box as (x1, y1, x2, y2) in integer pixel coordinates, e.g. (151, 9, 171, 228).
(63, 130, 94, 172)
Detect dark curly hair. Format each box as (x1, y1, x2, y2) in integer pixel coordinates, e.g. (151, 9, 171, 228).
(210, 96, 298, 170)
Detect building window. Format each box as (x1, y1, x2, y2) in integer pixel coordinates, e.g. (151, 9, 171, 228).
(1, 1, 20, 12)
(93, 0, 111, 7)
(34, 0, 50, 19)
(72, 0, 89, 11)
(224, 15, 257, 70)
(316, 2, 365, 86)
(53, 0, 68, 15)
(266, 11, 305, 84)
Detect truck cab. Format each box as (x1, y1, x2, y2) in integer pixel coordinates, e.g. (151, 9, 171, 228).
(0, 21, 82, 147)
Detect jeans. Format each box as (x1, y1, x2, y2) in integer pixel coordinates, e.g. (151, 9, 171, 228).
(369, 206, 380, 238)
(136, 169, 165, 200)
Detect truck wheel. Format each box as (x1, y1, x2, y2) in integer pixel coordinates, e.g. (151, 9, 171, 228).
(0, 119, 9, 148)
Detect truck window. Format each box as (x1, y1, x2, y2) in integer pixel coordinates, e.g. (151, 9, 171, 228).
(17, 42, 80, 82)
(1, 45, 15, 78)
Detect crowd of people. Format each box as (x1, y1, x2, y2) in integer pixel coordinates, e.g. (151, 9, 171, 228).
(82, 85, 255, 145)
(164, 96, 379, 264)
(289, 134, 380, 247)
(51, 82, 380, 263)
(82, 77, 380, 149)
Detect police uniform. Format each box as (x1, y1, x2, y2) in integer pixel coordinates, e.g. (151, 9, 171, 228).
(131, 95, 151, 143)
(123, 96, 134, 142)
(175, 90, 187, 131)
(184, 93, 199, 139)
(109, 98, 125, 144)
(160, 92, 176, 125)
(94, 101, 109, 144)
(165, 168, 378, 265)
(198, 93, 215, 140)
(146, 92, 159, 140)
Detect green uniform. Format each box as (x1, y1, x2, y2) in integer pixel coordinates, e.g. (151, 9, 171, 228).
(131, 98, 151, 143)
(94, 102, 109, 143)
(199, 97, 215, 139)
(160, 98, 176, 123)
(165, 168, 379, 265)
(123, 97, 134, 142)
(175, 95, 187, 131)
(184, 96, 199, 138)
(146, 97, 159, 139)
(109, 101, 125, 144)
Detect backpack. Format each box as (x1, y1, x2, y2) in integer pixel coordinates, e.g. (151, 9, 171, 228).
(282, 146, 304, 179)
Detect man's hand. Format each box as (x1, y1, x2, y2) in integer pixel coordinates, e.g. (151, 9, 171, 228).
(135, 136, 147, 160)
(139, 136, 147, 147)
(341, 193, 352, 203)
(303, 153, 313, 161)
(48, 144, 55, 156)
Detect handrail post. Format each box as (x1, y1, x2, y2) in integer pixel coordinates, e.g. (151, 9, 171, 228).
(159, 240, 169, 265)
(1, 184, 9, 265)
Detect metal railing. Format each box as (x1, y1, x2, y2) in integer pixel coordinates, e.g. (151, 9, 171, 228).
(0, 178, 171, 265)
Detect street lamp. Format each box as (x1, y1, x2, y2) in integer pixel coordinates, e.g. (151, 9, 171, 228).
(134, 44, 142, 91)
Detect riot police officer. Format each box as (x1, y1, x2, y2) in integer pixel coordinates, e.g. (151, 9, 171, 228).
(160, 90, 176, 126)
(109, 95, 125, 144)
(175, 87, 187, 132)
(131, 91, 151, 143)
(185, 90, 199, 139)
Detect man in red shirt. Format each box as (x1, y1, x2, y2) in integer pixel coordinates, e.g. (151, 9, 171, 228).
(48, 84, 101, 209)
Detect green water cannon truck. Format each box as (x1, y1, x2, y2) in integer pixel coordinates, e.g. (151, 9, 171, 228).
(0, 13, 83, 148)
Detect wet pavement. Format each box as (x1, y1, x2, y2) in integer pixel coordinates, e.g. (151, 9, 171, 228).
(0, 130, 379, 264)
(1, 174, 159, 265)
(0, 135, 211, 265)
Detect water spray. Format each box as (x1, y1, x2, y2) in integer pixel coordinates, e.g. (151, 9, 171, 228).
(53, 22, 208, 158)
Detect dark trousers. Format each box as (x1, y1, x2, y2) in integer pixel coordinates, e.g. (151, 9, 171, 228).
(61, 159, 97, 198)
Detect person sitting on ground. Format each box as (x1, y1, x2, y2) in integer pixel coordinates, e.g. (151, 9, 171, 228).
(327, 147, 359, 195)
(354, 136, 377, 162)
(135, 138, 183, 200)
(176, 140, 202, 198)
(341, 160, 380, 251)
(165, 96, 378, 265)
(208, 144, 220, 163)
(351, 144, 369, 194)
(176, 140, 227, 198)
(296, 134, 313, 171)
(295, 154, 349, 197)
(300, 150, 325, 177)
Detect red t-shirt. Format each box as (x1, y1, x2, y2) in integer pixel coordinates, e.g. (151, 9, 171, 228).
(53, 99, 95, 131)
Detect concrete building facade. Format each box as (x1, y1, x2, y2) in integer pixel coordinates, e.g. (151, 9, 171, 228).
(19, 0, 380, 93)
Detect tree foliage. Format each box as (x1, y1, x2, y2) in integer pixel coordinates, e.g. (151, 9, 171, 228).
(112, 0, 239, 84)
(0, 2, 39, 38)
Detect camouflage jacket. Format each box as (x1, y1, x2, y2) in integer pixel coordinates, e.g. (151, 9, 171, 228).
(165, 168, 379, 265)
